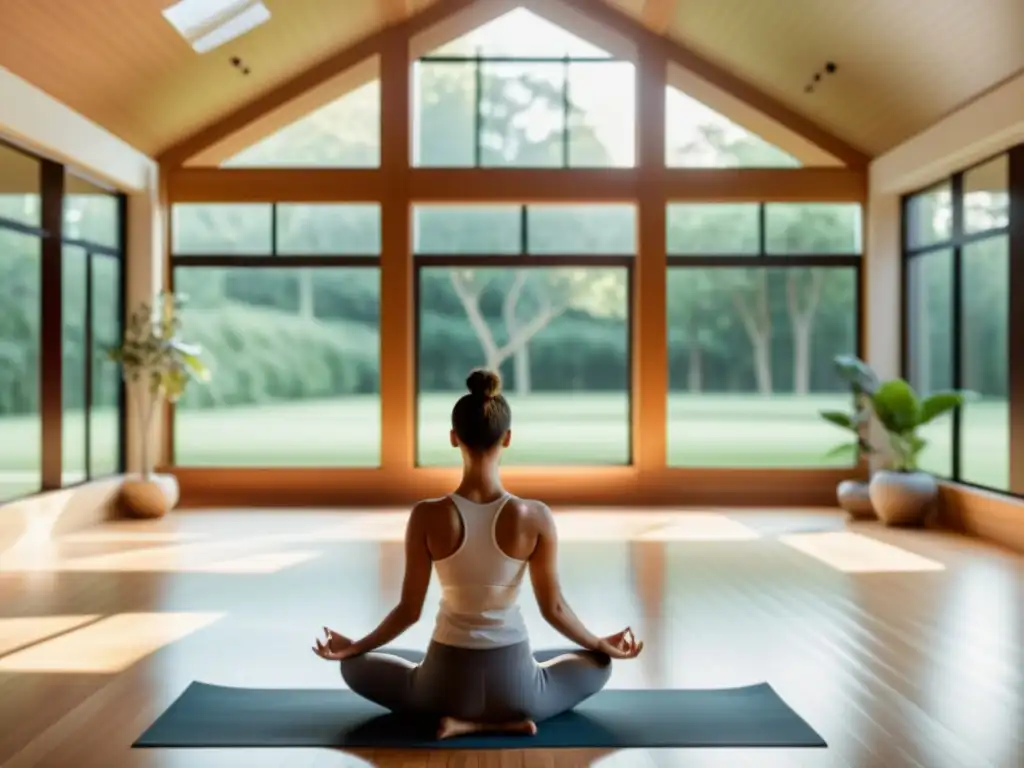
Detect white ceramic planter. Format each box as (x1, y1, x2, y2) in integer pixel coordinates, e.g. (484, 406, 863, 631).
(868, 470, 938, 526)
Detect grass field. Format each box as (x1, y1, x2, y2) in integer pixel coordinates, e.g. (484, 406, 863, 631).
(0, 394, 1010, 501)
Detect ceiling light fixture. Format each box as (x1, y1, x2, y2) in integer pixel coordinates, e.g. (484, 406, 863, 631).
(162, 0, 271, 54)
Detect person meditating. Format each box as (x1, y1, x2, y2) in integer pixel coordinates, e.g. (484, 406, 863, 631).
(312, 368, 643, 740)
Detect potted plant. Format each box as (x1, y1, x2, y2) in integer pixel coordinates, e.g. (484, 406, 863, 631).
(108, 292, 209, 518)
(819, 369, 877, 519)
(823, 355, 967, 526)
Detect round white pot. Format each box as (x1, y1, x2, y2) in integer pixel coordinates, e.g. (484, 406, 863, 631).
(836, 479, 875, 520)
(868, 470, 937, 526)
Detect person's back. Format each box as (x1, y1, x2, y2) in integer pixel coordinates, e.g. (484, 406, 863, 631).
(431, 492, 529, 649)
(312, 368, 642, 740)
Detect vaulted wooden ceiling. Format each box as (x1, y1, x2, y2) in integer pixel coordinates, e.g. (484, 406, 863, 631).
(0, 0, 1021, 161)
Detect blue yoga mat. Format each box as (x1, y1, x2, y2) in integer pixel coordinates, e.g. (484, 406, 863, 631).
(135, 649, 826, 750)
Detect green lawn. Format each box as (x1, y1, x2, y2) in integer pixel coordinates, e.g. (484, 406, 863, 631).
(0, 395, 1010, 501)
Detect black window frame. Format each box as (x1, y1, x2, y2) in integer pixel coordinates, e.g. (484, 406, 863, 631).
(167, 201, 383, 467)
(412, 52, 636, 169)
(900, 145, 1023, 498)
(61, 169, 128, 484)
(0, 138, 127, 503)
(411, 202, 636, 467)
(665, 200, 865, 468)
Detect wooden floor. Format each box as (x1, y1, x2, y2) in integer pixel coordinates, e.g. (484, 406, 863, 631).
(0, 507, 1021, 768)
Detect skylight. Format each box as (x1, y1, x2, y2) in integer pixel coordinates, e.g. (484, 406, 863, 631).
(163, 0, 271, 54)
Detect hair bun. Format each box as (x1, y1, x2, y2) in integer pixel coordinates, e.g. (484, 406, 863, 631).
(466, 368, 502, 398)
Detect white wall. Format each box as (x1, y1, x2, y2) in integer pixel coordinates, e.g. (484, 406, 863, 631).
(866, 69, 1024, 379)
(0, 66, 155, 192)
(0, 66, 164, 475)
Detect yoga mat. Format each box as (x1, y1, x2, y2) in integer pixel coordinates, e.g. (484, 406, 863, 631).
(135, 649, 826, 750)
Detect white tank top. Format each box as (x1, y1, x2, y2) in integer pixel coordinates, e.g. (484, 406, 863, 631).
(431, 492, 530, 649)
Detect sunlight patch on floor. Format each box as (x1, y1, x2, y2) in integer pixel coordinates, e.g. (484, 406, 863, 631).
(0, 536, 319, 574)
(57, 530, 209, 544)
(0, 612, 223, 673)
(0, 615, 101, 656)
(779, 531, 946, 573)
(635, 513, 761, 541)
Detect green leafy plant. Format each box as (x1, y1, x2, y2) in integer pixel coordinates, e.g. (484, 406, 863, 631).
(820, 354, 967, 472)
(108, 292, 209, 478)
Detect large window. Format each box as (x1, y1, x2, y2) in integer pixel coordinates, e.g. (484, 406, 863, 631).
(0, 143, 43, 501)
(414, 203, 632, 466)
(412, 8, 635, 168)
(170, 203, 382, 467)
(61, 173, 124, 484)
(221, 61, 380, 168)
(665, 77, 801, 168)
(0, 143, 124, 503)
(666, 203, 861, 467)
(903, 153, 1014, 493)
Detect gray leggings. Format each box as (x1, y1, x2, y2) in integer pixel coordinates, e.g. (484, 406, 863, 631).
(340, 641, 611, 723)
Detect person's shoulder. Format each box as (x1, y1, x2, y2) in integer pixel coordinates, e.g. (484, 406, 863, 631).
(504, 496, 553, 529)
(412, 496, 454, 513)
(408, 496, 456, 527)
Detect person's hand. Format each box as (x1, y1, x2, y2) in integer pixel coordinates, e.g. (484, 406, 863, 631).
(596, 627, 643, 659)
(312, 627, 356, 661)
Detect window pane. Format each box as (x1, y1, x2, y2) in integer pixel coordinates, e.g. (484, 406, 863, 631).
(91, 255, 122, 477)
(480, 62, 565, 168)
(906, 250, 953, 477)
(414, 205, 521, 254)
(173, 267, 380, 467)
(413, 62, 475, 167)
(960, 236, 1009, 491)
(666, 267, 857, 467)
(667, 203, 760, 255)
(963, 155, 1009, 234)
(765, 203, 861, 255)
(172, 204, 273, 255)
(905, 183, 952, 249)
(665, 86, 800, 168)
(276, 204, 381, 255)
(527, 205, 635, 254)
(417, 267, 629, 465)
(224, 77, 380, 168)
(567, 61, 635, 168)
(0, 144, 41, 228)
(430, 7, 611, 58)
(62, 246, 88, 485)
(0, 230, 42, 500)
(65, 174, 119, 248)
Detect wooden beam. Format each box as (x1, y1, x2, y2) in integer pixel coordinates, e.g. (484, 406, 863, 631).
(640, 0, 676, 35)
(634, 46, 668, 473)
(157, 0, 481, 168)
(558, 0, 870, 168)
(171, 466, 858, 508)
(409, 168, 639, 202)
(165, 168, 387, 202)
(164, 167, 865, 203)
(661, 167, 866, 202)
(381, 0, 411, 25)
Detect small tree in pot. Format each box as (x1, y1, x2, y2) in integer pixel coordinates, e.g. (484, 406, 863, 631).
(822, 355, 967, 526)
(108, 292, 209, 518)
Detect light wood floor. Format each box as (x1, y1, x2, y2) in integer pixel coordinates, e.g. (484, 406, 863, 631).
(0, 508, 1021, 768)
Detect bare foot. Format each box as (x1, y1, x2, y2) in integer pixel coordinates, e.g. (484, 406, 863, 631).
(436, 717, 537, 740)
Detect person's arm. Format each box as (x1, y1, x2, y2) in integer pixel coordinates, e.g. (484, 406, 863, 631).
(342, 502, 433, 657)
(528, 503, 605, 652)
